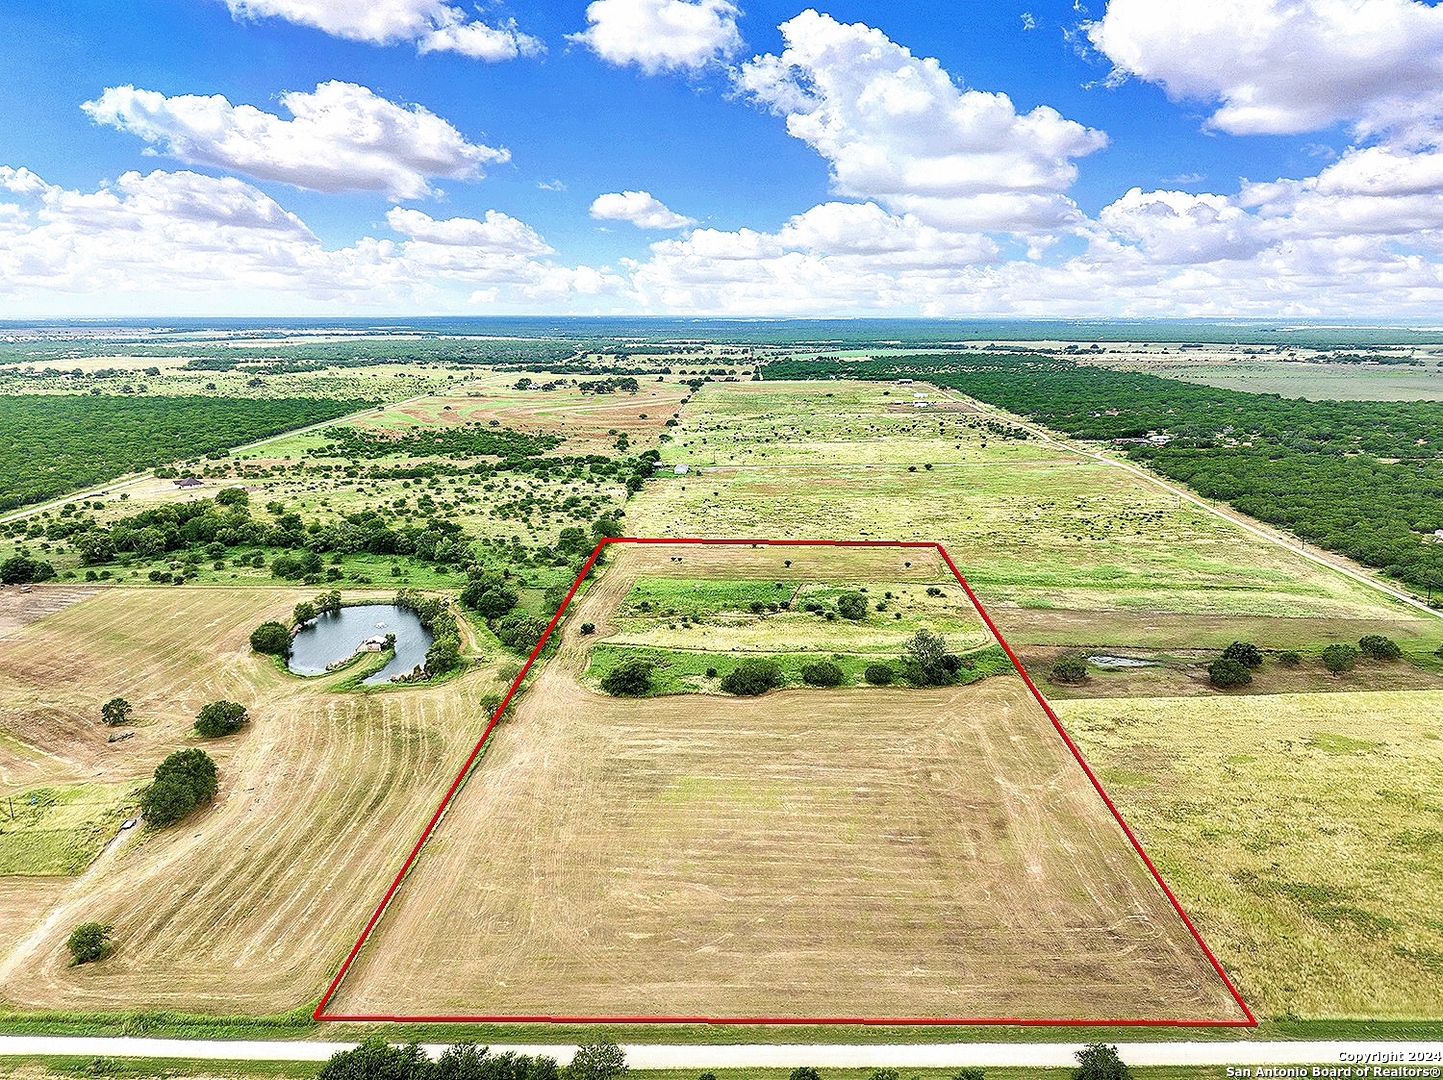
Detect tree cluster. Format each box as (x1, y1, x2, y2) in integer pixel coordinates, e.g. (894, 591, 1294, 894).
(140, 748, 218, 827)
(195, 699, 249, 738)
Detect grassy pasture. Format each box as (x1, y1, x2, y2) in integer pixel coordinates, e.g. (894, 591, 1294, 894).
(0, 783, 138, 875)
(1117, 358, 1443, 401)
(1059, 688, 1443, 1018)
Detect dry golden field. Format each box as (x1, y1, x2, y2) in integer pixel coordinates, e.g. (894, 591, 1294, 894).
(325, 543, 1244, 1022)
(0, 586, 506, 1014)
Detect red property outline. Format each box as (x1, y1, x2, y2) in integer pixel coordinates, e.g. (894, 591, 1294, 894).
(314, 537, 1256, 1027)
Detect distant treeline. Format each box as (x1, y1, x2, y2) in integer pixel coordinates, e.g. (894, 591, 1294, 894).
(0, 395, 372, 512)
(762, 355, 1443, 594)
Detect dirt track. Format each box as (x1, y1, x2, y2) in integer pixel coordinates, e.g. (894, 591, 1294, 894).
(328, 543, 1244, 1021)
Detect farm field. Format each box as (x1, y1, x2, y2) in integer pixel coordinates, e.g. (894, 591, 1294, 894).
(1105, 358, 1443, 401)
(324, 541, 1245, 1023)
(1059, 689, 1443, 1019)
(0, 586, 510, 1014)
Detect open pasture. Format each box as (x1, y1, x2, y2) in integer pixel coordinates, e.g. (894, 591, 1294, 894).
(323, 541, 1245, 1023)
(1059, 689, 1443, 1019)
(0, 586, 504, 1014)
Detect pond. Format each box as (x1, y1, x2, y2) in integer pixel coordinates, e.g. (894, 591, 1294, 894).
(287, 603, 433, 686)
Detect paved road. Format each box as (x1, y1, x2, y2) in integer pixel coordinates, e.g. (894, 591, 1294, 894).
(0, 1036, 1438, 1068)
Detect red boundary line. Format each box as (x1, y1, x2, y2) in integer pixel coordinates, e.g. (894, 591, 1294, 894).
(314, 537, 1256, 1028)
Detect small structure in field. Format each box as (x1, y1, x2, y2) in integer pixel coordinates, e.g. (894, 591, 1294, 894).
(173, 478, 202, 489)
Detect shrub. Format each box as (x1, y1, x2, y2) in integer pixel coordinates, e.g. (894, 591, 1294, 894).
(319, 1037, 431, 1080)
(1359, 634, 1402, 660)
(953, 1072, 985, 1080)
(1, 556, 56, 585)
(789, 1071, 821, 1080)
(195, 699, 248, 738)
(66, 921, 113, 965)
(705, 666, 718, 678)
(580, 622, 596, 635)
(1322, 643, 1359, 672)
(1075, 1044, 1132, 1080)
(903, 628, 957, 686)
(835, 592, 868, 620)
(567, 1040, 627, 1080)
(801, 660, 845, 687)
(100, 697, 132, 726)
(1278, 650, 1302, 667)
(424, 635, 461, 675)
(1208, 657, 1253, 688)
(1050, 654, 1088, 684)
(870, 1072, 900, 1080)
(494, 611, 546, 652)
(864, 662, 895, 685)
(1221, 641, 1264, 668)
(461, 574, 518, 618)
(720, 658, 784, 696)
(140, 748, 218, 827)
(249, 621, 291, 655)
(601, 659, 654, 696)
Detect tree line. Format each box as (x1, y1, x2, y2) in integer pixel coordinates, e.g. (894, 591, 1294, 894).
(763, 355, 1443, 595)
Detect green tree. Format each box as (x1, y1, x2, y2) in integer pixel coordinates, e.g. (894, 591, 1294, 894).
(567, 1040, 627, 1080)
(214, 487, 249, 507)
(461, 574, 518, 618)
(195, 699, 248, 738)
(1, 556, 56, 584)
(1322, 643, 1359, 672)
(425, 635, 462, 675)
(801, 660, 845, 687)
(318, 1038, 432, 1080)
(953, 1071, 985, 1080)
(1208, 657, 1253, 688)
(1074, 1044, 1131, 1080)
(720, 658, 784, 695)
(789, 1070, 821, 1080)
(292, 600, 318, 626)
(140, 748, 218, 827)
(66, 921, 113, 965)
(601, 659, 654, 696)
(835, 592, 868, 620)
(1050, 654, 1088, 684)
(249, 621, 291, 655)
(1221, 641, 1264, 668)
(1359, 634, 1402, 660)
(903, 629, 958, 686)
(864, 662, 895, 685)
(101, 697, 133, 726)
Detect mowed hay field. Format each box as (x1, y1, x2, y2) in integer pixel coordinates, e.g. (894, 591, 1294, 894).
(1059, 690, 1443, 1019)
(327, 543, 1245, 1022)
(0, 587, 498, 1014)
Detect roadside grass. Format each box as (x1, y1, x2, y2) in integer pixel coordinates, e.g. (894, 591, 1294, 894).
(1058, 688, 1443, 1019)
(585, 642, 1013, 696)
(0, 783, 138, 875)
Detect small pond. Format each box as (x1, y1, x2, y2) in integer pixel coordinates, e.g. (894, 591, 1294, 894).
(287, 603, 433, 686)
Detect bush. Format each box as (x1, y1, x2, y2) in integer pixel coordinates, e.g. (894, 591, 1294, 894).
(1, 556, 56, 584)
(789, 1071, 821, 1080)
(567, 1040, 627, 1080)
(1278, 650, 1302, 667)
(953, 1072, 985, 1080)
(1050, 654, 1088, 684)
(100, 697, 132, 726)
(425, 635, 461, 675)
(801, 660, 845, 687)
(140, 748, 218, 827)
(1359, 634, 1402, 660)
(720, 658, 784, 696)
(580, 622, 596, 635)
(601, 659, 654, 696)
(1221, 641, 1264, 668)
(319, 1038, 431, 1080)
(1208, 657, 1253, 688)
(864, 662, 895, 685)
(494, 611, 546, 652)
(1322, 643, 1359, 672)
(249, 621, 291, 655)
(66, 921, 113, 965)
(195, 699, 248, 738)
(461, 574, 518, 619)
(903, 628, 958, 686)
(1075, 1044, 1132, 1080)
(835, 592, 868, 620)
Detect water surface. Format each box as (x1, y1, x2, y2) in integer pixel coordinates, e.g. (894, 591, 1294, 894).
(287, 603, 433, 685)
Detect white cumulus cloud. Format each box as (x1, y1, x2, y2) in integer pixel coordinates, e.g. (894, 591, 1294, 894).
(569, 0, 742, 74)
(735, 10, 1107, 233)
(0, 166, 618, 315)
(83, 81, 508, 201)
(1086, 0, 1443, 139)
(222, 0, 543, 60)
(590, 190, 696, 229)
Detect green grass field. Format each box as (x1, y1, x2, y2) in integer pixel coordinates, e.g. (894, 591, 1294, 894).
(0, 783, 138, 876)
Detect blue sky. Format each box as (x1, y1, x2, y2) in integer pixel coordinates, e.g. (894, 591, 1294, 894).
(1, 0, 1441, 317)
